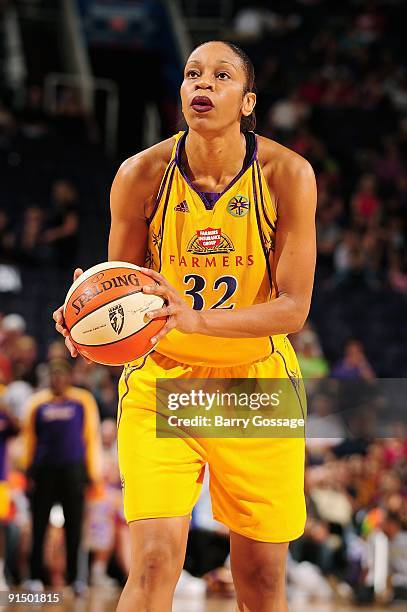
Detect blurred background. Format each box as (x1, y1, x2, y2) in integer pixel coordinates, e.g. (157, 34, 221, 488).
(0, 0, 406, 610)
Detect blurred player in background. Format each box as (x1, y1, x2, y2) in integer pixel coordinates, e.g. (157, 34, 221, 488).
(0, 391, 20, 590)
(23, 359, 102, 594)
(55, 40, 316, 612)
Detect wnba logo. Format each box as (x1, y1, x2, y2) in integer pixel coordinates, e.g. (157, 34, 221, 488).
(109, 304, 125, 335)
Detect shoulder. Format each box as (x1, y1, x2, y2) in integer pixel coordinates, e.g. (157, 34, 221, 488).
(26, 389, 52, 411)
(256, 134, 316, 194)
(114, 136, 175, 190)
(110, 136, 176, 220)
(68, 386, 96, 404)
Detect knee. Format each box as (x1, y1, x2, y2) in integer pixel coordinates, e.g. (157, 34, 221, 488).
(143, 545, 173, 576)
(130, 543, 177, 587)
(256, 562, 286, 594)
(236, 558, 286, 596)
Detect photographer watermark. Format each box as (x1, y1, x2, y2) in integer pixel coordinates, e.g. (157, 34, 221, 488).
(156, 378, 306, 438)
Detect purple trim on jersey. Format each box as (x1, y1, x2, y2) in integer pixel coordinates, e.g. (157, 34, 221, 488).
(202, 192, 221, 210)
(175, 131, 258, 210)
(252, 165, 273, 290)
(33, 399, 85, 467)
(147, 160, 176, 226)
(158, 162, 177, 272)
(255, 160, 276, 232)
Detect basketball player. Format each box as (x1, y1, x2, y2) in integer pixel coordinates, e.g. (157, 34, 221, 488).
(54, 41, 316, 611)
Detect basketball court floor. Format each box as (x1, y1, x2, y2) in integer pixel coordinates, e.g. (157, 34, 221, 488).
(3, 589, 405, 612)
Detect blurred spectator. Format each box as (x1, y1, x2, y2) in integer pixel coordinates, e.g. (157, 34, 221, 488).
(291, 323, 329, 379)
(333, 234, 380, 288)
(351, 174, 381, 229)
(0, 211, 15, 264)
(11, 336, 38, 387)
(331, 338, 375, 380)
(269, 91, 310, 137)
(15, 207, 48, 266)
(229, 4, 300, 42)
(23, 359, 102, 593)
(381, 511, 407, 601)
(361, 510, 407, 604)
(375, 141, 403, 189)
(43, 181, 79, 271)
(0, 103, 16, 150)
(0, 315, 26, 354)
(35, 340, 67, 390)
(307, 393, 345, 453)
(19, 86, 49, 141)
(388, 252, 407, 294)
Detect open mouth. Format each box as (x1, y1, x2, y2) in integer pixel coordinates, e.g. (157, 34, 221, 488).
(190, 96, 214, 113)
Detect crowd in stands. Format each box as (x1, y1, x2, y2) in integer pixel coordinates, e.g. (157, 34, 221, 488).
(229, 0, 407, 297)
(0, 0, 406, 605)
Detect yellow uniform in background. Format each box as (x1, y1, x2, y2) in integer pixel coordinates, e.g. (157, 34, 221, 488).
(24, 386, 102, 482)
(118, 132, 306, 542)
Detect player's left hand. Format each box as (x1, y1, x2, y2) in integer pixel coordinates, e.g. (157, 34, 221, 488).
(139, 267, 202, 344)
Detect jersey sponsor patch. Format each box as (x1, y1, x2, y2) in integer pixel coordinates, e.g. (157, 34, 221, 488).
(174, 200, 189, 212)
(187, 227, 234, 255)
(227, 194, 250, 217)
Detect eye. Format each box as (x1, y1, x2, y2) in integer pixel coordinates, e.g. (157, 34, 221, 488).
(186, 69, 199, 78)
(217, 72, 230, 80)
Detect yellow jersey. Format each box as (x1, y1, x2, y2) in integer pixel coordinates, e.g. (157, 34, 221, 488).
(146, 131, 286, 366)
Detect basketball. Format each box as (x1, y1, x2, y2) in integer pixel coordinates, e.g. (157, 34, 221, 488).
(63, 261, 166, 365)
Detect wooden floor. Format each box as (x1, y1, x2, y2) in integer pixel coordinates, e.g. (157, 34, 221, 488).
(4, 588, 405, 611)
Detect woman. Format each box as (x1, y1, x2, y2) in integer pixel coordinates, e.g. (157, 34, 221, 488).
(54, 41, 316, 612)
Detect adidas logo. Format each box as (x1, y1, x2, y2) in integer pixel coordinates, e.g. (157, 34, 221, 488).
(174, 200, 189, 212)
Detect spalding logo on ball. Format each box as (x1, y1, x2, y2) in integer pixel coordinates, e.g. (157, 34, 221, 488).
(63, 261, 167, 365)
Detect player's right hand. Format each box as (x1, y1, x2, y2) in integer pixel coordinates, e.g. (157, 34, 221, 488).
(53, 267, 84, 359)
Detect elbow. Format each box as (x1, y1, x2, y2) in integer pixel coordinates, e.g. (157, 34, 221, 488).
(289, 315, 307, 334)
(286, 303, 309, 334)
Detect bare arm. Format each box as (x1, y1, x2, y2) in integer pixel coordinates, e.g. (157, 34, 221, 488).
(108, 158, 149, 264)
(144, 153, 317, 342)
(108, 140, 173, 263)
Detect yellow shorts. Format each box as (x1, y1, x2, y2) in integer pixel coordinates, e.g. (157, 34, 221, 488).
(117, 336, 306, 543)
(0, 481, 11, 521)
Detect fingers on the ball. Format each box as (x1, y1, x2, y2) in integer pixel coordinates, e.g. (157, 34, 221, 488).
(65, 336, 77, 357)
(148, 306, 173, 319)
(140, 266, 161, 280)
(143, 284, 166, 296)
(151, 320, 175, 344)
(53, 307, 64, 323)
(55, 321, 69, 336)
(74, 267, 84, 279)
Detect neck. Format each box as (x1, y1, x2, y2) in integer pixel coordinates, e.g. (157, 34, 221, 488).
(184, 126, 246, 186)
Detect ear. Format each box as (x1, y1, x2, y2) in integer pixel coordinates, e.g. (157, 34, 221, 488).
(242, 91, 256, 117)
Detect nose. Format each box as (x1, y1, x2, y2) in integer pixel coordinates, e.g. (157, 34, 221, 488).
(195, 76, 214, 91)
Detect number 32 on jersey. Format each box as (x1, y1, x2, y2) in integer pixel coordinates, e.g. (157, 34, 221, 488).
(183, 274, 238, 310)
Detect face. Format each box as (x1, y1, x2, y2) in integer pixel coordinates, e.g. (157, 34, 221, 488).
(50, 369, 71, 395)
(180, 42, 256, 134)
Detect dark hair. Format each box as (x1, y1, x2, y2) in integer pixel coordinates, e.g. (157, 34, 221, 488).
(384, 511, 402, 526)
(195, 41, 257, 133)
